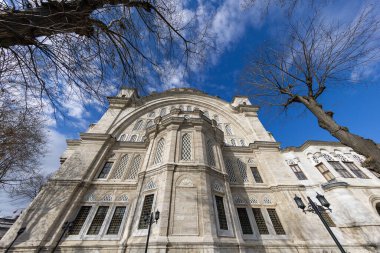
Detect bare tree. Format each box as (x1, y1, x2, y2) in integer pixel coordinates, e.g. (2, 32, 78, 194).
(0, 92, 45, 186)
(9, 173, 50, 201)
(0, 0, 208, 113)
(242, 8, 380, 173)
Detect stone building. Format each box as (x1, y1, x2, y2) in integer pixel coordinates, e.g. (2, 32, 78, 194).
(1, 88, 380, 252)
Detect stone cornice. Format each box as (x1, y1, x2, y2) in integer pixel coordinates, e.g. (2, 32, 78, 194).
(80, 133, 113, 141)
(282, 140, 347, 152)
(223, 141, 280, 152)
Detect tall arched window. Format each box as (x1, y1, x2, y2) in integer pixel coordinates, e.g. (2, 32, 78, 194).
(130, 135, 137, 142)
(237, 159, 248, 182)
(225, 124, 233, 135)
(179, 105, 184, 110)
(231, 139, 236, 146)
(321, 153, 333, 161)
(153, 138, 165, 165)
(148, 111, 155, 117)
(126, 155, 141, 179)
(187, 106, 192, 111)
(112, 155, 129, 179)
(160, 108, 167, 116)
(206, 140, 216, 166)
(240, 139, 245, 146)
(133, 120, 143, 131)
(376, 203, 380, 216)
(225, 159, 237, 182)
(181, 133, 192, 161)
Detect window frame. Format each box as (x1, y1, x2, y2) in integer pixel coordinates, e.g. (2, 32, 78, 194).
(179, 132, 193, 162)
(343, 162, 369, 179)
(289, 164, 308, 180)
(97, 162, 114, 180)
(251, 166, 264, 183)
(315, 162, 336, 182)
(328, 161, 354, 178)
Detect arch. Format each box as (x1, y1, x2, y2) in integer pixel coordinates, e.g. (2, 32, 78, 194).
(144, 180, 157, 191)
(102, 194, 113, 202)
(126, 154, 141, 179)
(240, 139, 245, 146)
(112, 154, 129, 179)
(119, 134, 126, 141)
(231, 139, 236, 146)
(84, 192, 96, 202)
(148, 111, 155, 117)
(146, 120, 154, 129)
(181, 133, 192, 161)
(212, 181, 224, 193)
(116, 194, 129, 202)
(133, 120, 144, 131)
(177, 177, 194, 187)
(153, 138, 165, 165)
(160, 107, 167, 116)
(376, 203, 380, 216)
(233, 195, 247, 205)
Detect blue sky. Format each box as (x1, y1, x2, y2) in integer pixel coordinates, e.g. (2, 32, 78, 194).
(1, 0, 380, 216)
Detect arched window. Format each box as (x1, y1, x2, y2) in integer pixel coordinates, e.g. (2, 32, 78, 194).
(187, 106, 192, 111)
(160, 108, 167, 116)
(119, 134, 126, 141)
(237, 159, 248, 182)
(148, 111, 155, 117)
(231, 139, 236, 146)
(130, 135, 137, 142)
(126, 155, 141, 179)
(179, 105, 184, 110)
(204, 111, 209, 118)
(225, 159, 237, 182)
(133, 120, 143, 131)
(321, 153, 333, 161)
(181, 133, 192, 160)
(153, 138, 165, 164)
(240, 139, 245, 146)
(112, 155, 129, 179)
(225, 124, 233, 135)
(206, 140, 216, 166)
(376, 203, 380, 216)
(146, 120, 154, 129)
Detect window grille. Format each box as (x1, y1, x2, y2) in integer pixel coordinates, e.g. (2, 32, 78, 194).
(148, 111, 155, 117)
(321, 153, 333, 161)
(252, 208, 269, 234)
(290, 164, 307, 180)
(335, 154, 349, 162)
(316, 163, 335, 181)
(249, 197, 259, 205)
(87, 206, 109, 235)
(102, 194, 113, 202)
(112, 155, 129, 179)
(251, 167, 263, 183)
(187, 106, 192, 111)
(225, 124, 233, 135)
(320, 211, 335, 227)
(153, 138, 165, 165)
(312, 154, 320, 163)
(130, 135, 137, 142)
(106, 206, 126, 235)
(133, 120, 143, 131)
(117, 194, 129, 202)
(352, 154, 364, 163)
(263, 196, 272, 205)
(119, 134, 126, 141)
(206, 140, 216, 166)
(231, 139, 236, 146)
(215, 196, 228, 230)
(343, 162, 368, 178)
(237, 208, 253, 234)
(138, 194, 154, 229)
(181, 133, 192, 160)
(69, 206, 92, 235)
(126, 155, 141, 179)
(237, 159, 248, 182)
(98, 162, 113, 179)
(225, 159, 237, 182)
(146, 120, 154, 129)
(160, 108, 166, 116)
(328, 161, 353, 178)
(240, 139, 245, 146)
(267, 208, 285, 234)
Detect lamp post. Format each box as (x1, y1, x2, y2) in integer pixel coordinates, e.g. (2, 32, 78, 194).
(5, 227, 26, 253)
(144, 210, 160, 253)
(294, 193, 346, 253)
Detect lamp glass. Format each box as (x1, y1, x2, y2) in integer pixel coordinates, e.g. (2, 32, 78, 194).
(294, 195, 306, 210)
(316, 193, 330, 208)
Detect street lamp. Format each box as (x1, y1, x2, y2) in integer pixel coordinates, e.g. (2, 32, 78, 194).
(144, 210, 160, 253)
(294, 193, 346, 253)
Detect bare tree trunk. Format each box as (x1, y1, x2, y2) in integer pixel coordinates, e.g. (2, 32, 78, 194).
(0, 0, 152, 47)
(297, 96, 380, 174)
